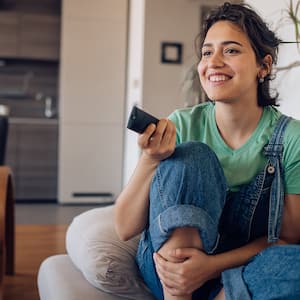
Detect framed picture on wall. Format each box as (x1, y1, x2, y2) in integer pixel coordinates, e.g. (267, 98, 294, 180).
(161, 42, 183, 64)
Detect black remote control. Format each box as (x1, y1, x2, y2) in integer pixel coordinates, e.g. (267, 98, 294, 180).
(127, 106, 159, 134)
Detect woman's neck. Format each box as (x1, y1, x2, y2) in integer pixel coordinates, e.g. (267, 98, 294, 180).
(214, 101, 263, 150)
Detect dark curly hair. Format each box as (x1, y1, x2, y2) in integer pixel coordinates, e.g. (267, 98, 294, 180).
(196, 2, 282, 106)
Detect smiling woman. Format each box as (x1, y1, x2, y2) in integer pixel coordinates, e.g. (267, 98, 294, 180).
(114, 2, 300, 300)
(198, 21, 265, 107)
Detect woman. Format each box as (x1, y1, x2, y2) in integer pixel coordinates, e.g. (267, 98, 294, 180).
(114, 2, 300, 300)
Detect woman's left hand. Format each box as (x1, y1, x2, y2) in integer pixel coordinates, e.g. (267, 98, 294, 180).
(153, 248, 219, 296)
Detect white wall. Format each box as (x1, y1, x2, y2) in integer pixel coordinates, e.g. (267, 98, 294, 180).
(123, 0, 224, 185)
(246, 0, 300, 119)
(142, 0, 201, 118)
(123, 0, 145, 185)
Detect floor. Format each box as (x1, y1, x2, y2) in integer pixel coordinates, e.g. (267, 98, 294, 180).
(4, 202, 113, 299)
(4, 224, 68, 300)
(15, 202, 111, 224)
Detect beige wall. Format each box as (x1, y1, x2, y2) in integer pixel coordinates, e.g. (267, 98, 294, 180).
(142, 0, 203, 118)
(123, 0, 225, 184)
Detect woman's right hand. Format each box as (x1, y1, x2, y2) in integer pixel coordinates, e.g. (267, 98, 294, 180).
(138, 118, 176, 163)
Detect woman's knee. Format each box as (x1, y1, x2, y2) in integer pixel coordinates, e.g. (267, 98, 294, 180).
(158, 227, 203, 262)
(150, 141, 227, 209)
(148, 141, 227, 254)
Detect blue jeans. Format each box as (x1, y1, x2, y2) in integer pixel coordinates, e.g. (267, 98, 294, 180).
(136, 141, 300, 300)
(223, 245, 300, 300)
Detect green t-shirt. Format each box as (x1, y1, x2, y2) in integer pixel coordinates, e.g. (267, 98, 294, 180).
(168, 102, 300, 194)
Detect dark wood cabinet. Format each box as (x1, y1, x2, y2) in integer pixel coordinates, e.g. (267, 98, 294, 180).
(0, 12, 18, 57)
(0, 11, 60, 61)
(20, 14, 60, 60)
(5, 120, 58, 201)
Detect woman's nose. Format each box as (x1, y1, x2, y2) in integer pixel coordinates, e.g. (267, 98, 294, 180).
(208, 52, 224, 68)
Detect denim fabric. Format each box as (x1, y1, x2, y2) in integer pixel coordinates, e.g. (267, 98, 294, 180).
(136, 116, 298, 300)
(243, 245, 300, 300)
(217, 162, 275, 253)
(136, 141, 227, 300)
(222, 245, 300, 300)
(264, 115, 291, 243)
(148, 142, 227, 254)
(218, 115, 291, 251)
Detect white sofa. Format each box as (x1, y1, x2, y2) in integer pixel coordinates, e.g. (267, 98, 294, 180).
(37, 205, 155, 300)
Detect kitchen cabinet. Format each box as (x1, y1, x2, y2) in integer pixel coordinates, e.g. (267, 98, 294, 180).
(20, 14, 60, 60)
(5, 119, 58, 201)
(58, 0, 128, 204)
(0, 11, 60, 61)
(0, 12, 18, 57)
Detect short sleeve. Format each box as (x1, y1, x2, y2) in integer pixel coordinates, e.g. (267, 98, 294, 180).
(283, 119, 300, 194)
(168, 110, 182, 145)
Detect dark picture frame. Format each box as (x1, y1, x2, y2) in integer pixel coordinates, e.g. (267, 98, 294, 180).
(161, 42, 183, 64)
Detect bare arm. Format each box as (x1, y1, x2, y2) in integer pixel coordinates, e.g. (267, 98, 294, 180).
(280, 194, 300, 243)
(114, 119, 176, 241)
(154, 235, 288, 296)
(211, 193, 300, 273)
(211, 192, 300, 276)
(154, 194, 300, 295)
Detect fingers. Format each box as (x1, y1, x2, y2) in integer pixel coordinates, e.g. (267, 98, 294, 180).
(153, 253, 184, 284)
(155, 258, 192, 296)
(147, 118, 169, 146)
(160, 120, 176, 149)
(138, 119, 176, 161)
(138, 123, 156, 149)
(169, 248, 196, 260)
(163, 285, 189, 297)
(153, 251, 196, 295)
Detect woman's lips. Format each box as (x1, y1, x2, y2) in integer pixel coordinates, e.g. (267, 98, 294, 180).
(208, 74, 232, 82)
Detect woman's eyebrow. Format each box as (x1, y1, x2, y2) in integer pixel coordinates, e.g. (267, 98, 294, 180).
(202, 41, 243, 47)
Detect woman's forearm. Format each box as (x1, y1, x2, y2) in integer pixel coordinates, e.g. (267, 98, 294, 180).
(114, 153, 159, 241)
(213, 237, 268, 276)
(212, 237, 287, 277)
(114, 119, 176, 241)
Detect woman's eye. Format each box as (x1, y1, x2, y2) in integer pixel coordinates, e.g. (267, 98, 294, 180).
(225, 48, 239, 54)
(202, 50, 212, 57)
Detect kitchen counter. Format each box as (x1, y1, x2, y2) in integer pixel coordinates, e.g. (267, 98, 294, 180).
(9, 117, 58, 125)
(6, 117, 58, 201)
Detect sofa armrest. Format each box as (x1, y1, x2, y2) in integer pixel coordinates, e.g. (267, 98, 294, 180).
(0, 166, 15, 298)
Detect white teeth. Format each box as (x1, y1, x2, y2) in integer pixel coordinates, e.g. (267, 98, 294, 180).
(209, 75, 229, 82)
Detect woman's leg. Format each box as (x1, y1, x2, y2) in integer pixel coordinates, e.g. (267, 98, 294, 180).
(137, 142, 228, 300)
(222, 244, 300, 300)
(242, 245, 300, 300)
(158, 227, 202, 300)
(149, 141, 227, 254)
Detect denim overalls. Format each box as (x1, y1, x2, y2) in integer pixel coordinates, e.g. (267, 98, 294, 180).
(136, 115, 300, 300)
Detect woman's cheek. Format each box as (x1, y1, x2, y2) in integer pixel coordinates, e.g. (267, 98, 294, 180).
(197, 62, 206, 83)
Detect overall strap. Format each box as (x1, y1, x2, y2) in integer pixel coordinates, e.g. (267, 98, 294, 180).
(263, 115, 291, 158)
(263, 114, 292, 243)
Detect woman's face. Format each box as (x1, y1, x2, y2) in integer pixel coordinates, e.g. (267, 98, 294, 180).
(198, 21, 262, 105)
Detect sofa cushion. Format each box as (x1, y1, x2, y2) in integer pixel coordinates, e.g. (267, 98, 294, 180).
(38, 255, 125, 300)
(66, 205, 154, 300)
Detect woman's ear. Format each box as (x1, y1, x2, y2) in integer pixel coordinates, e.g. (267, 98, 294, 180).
(259, 54, 273, 78)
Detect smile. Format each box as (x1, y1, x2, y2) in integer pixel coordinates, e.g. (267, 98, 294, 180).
(209, 74, 231, 82)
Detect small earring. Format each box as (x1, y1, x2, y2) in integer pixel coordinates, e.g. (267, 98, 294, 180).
(259, 77, 264, 83)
